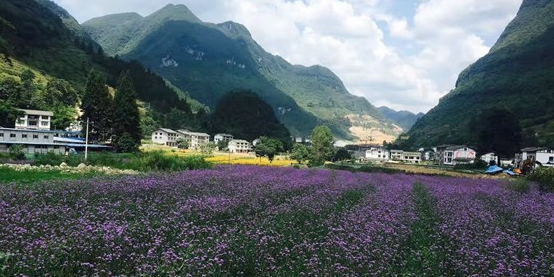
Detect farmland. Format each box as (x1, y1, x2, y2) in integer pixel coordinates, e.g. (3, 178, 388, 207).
(1, 166, 553, 276)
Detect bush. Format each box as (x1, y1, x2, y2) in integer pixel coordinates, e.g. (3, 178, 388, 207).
(33, 152, 65, 166)
(528, 167, 554, 193)
(8, 144, 25, 160)
(131, 151, 212, 171)
(507, 179, 531, 193)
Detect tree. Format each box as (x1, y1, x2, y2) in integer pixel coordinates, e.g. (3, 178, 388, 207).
(471, 108, 522, 159)
(176, 138, 189, 149)
(290, 143, 311, 164)
(255, 136, 284, 163)
(200, 142, 217, 155)
(217, 139, 229, 151)
(333, 148, 352, 162)
(310, 125, 334, 166)
(115, 132, 139, 153)
(113, 70, 141, 151)
(81, 70, 113, 142)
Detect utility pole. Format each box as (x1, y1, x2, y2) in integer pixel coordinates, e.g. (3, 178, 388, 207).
(85, 118, 89, 162)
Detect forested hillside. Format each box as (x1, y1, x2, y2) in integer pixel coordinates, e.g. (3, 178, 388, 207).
(408, 0, 554, 148)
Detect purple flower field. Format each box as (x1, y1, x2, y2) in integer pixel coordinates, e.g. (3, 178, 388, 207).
(1, 166, 554, 276)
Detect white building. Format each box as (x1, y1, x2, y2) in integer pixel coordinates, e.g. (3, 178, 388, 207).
(152, 128, 180, 147)
(177, 129, 210, 149)
(521, 147, 554, 167)
(214, 133, 233, 143)
(0, 128, 66, 155)
(480, 152, 497, 164)
(365, 147, 389, 161)
(402, 152, 422, 164)
(228, 139, 252, 153)
(15, 109, 53, 130)
(443, 146, 476, 166)
(390, 150, 404, 161)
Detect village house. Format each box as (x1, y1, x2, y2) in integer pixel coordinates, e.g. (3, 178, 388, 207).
(442, 145, 476, 166)
(365, 147, 389, 161)
(390, 150, 404, 161)
(214, 133, 234, 143)
(0, 127, 66, 155)
(228, 139, 252, 153)
(401, 151, 422, 164)
(480, 152, 497, 164)
(521, 147, 554, 167)
(177, 129, 210, 149)
(15, 109, 53, 130)
(151, 128, 180, 147)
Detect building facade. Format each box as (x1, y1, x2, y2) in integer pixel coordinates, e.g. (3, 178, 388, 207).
(365, 147, 389, 161)
(15, 109, 53, 130)
(402, 152, 422, 164)
(0, 128, 65, 155)
(521, 147, 554, 167)
(443, 146, 476, 166)
(152, 128, 180, 147)
(228, 139, 252, 153)
(177, 130, 210, 149)
(214, 134, 234, 143)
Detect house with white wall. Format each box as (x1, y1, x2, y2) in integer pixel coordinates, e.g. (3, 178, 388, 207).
(443, 145, 476, 166)
(214, 133, 233, 143)
(521, 147, 554, 167)
(402, 152, 422, 164)
(177, 129, 210, 149)
(152, 128, 180, 147)
(228, 139, 252, 153)
(0, 127, 65, 155)
(15, 109, 53, 130)
(480, 152, 497, 164)
(390, 150, 403, 161)
(365, 147, 389, 161)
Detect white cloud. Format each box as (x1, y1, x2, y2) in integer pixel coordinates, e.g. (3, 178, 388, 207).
(53, 0, 522, 113)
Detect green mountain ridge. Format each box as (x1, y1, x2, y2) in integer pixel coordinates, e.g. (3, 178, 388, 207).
(377, 107, 424, 131)
(408, 0, 554, 148)
(83, 5, 401, 140)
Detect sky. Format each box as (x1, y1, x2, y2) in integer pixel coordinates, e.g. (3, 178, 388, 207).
(54, 0, 522, 113)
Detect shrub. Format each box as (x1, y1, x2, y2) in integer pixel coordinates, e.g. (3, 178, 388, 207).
(528, 167, 554, 193)
(8, 144, 25, 160)
(507, 179, 531, 193)
(33, 152, 65, 166)
(131, 151, 212, 171)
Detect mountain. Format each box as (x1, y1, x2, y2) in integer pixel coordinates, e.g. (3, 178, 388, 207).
(83, 4, 400, 141)
(0, 0, 199, 133)
(408, 0, 554, 147)
(378, 107, 424, 131)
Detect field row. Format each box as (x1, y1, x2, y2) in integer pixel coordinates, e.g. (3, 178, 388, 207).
(1, 166, 553, 276)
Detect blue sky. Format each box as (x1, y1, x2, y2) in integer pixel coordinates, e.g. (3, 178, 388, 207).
(56, 0, 522, 113)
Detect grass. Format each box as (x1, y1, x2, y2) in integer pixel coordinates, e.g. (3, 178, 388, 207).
(0, 167, 98, 184)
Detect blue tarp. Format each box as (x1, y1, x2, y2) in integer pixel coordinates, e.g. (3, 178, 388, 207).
(503, 169, 518, 176)
(485, 165, 504, 174)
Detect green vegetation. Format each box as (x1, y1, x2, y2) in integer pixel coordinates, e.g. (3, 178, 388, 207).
(528, 167, 554, 193)
(211, 91, 292, 149)
(32, 151, 212, 172)
(470, 108, 522, 158)
(409, 0, 554, 148)
(0, 167, 98, 184)
(113, 70, 141, 151)
(310, 125, 335, 166)
(254, 136, 284, 163)
(290, 143, 311, 165)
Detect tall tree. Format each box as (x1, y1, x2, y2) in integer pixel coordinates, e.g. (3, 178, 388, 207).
(81, 70, 113, 142)
(113, 70, 141, 151)
(310, 125, 334, 166)
(471, 108, 522, 158)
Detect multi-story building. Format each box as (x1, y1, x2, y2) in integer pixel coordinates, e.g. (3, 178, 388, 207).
(365, 147, 389, 161)
(0, 128, 65, 155)
(214, 134, 234, 143)
(152, 128, 180, 147)
(228, 139, 252, 153)
(15, 109, 53, 130)
(402, 152, 422, 164)
(177, 130, 211, 149)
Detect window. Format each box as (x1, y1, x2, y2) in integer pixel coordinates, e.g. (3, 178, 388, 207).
(44, 135, 49, 139)
(550, 157, 554, 163)
(0, 133, 3, 137)
(41, 121, 48, 126)
(33, 135, 38, 139)
(10, 134, 16, 138)
(17, 119, 25, 125)
(22, 134, 28, 138)
(41, 115, 49, 120)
